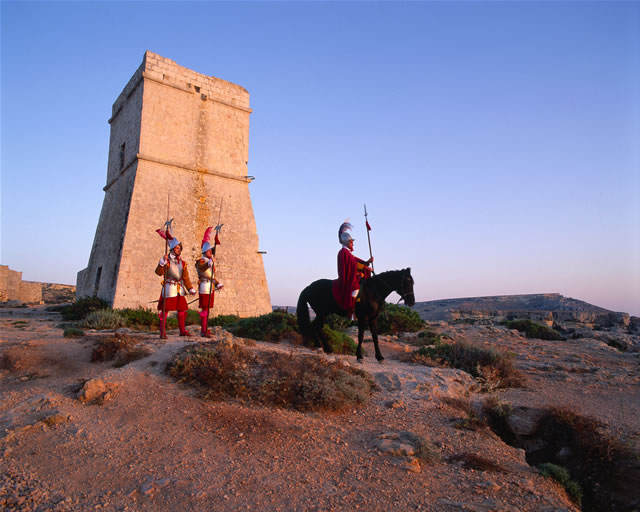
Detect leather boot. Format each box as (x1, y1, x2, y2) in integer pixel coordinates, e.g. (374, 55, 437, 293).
(178, 311, 190, 337)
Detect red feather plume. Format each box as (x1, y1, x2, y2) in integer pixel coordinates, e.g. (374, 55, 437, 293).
(201, 226, 214, 247)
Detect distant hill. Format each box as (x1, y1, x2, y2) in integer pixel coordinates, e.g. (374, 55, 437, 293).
(412, 293, 632, 326)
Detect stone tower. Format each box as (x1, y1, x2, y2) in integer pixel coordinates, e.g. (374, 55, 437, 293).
(77, 51, 271, 316)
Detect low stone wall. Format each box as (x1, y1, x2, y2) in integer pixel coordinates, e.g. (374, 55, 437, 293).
(0, 265, 43, 304)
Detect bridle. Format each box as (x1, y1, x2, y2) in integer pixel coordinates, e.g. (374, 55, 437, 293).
(371, 271, 414, 305)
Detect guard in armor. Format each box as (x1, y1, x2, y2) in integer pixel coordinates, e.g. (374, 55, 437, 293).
(155, 230, 196, 337)
(332, 221, 373, 318)
(195, 227, 223, 338)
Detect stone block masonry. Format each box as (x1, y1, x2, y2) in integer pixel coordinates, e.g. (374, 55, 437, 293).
(0, 265, 43, 304)
(77, 51, 271, 316)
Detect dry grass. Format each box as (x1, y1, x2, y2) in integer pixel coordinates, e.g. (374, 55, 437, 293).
(167, 342, 376, 412)
(449, 452, 505, 472)
(408, 339, 525, 391)
(91, 334, 152, 368)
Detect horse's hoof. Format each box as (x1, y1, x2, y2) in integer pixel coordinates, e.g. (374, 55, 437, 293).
(356, 358, 364, 364)
(376, 358, 385, 365)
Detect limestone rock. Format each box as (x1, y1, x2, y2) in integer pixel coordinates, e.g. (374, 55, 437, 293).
(77, 378, 117, 404)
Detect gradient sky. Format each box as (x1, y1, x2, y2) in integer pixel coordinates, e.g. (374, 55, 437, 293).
(1, 1, 639, 316)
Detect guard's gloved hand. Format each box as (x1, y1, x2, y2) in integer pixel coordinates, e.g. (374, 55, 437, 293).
(159, 256, 168, 266)
(188, 288, 197, 296)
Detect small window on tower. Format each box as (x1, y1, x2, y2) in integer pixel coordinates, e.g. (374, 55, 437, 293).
(120, 142, 126, 169)
(194, 86, 201, 93)
(93, 267, 102, 296)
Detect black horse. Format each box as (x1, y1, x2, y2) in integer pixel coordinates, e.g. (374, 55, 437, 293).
(296, 268, 415, 362)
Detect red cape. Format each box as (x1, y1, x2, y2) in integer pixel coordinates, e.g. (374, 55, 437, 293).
(332, 247, 359, 313)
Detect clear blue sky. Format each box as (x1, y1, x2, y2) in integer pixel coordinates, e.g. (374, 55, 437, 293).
(2, 1, 639, 316)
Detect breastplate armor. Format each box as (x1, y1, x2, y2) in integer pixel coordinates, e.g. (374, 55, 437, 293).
(197, 259, 214, 294)
(167, 258, 183, 281)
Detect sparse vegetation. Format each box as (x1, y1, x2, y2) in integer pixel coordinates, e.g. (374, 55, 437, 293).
(406, 433, 440, 464)
(208, 314, 240, 328)
(321, 324, 358, 355)
(91, 334, 152, 367)
(411, 327, 442, 346)
(228, 311, 299, 342)
(63, 327, 85, 338)
(537, 463, 583, 507)
(81, 309, 127, 330)
(449, 452, 505, 472)
(502, 319, 564, 340)
(377, 304, 424, 334)
(117, 307, 158, 329)
(60, 296, 110, 321)
(168, 343, 375, 412)
(325, 313, 354, 332)
(604, 337, 628, 352)
(409, 339, 524, 390)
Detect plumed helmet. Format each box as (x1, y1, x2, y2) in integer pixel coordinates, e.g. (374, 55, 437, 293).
(201, 226, 214, 254)
(156, 224, 181, 251)
(338, 221, 354, 247)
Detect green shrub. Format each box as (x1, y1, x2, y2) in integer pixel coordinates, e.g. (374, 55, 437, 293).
(377, 304, 424, 334)
(81, 309, 127, 330)
(63, 327, 85, 338)
(538, 463, 582, 506)
(413, 328, 442, 346)
(321, 325, 358, 355)
(60, 296, 110, 321)
(168, 343, 375, 412)
(208, 314, 240, 328)
(118, 307, 158, 329)
(411, 339, 524, 390)
(91, 333, 152, 367)
(325, 313, 354, 332)
(503, 319, 564, 340)
(229, 311, 299, 341)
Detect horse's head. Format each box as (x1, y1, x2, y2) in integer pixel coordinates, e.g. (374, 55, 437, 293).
(397, 268, 415, 307)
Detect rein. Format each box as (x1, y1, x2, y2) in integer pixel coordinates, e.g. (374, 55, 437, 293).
(370, 272, 411, 305)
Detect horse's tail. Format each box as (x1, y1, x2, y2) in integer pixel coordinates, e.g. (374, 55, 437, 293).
(296, 286, 312, 340)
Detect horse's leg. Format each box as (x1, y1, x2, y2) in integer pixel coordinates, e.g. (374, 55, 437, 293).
(369, 316, 384, 363)
(356, 315, 366, 362)
(310, 316, 323, 350)
(316, 314, 334, 354)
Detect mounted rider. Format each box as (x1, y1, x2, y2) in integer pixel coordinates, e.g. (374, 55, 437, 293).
(155, 229, 196, 337)
(331, 221, 373, 317)
(195, 226, 223, 338)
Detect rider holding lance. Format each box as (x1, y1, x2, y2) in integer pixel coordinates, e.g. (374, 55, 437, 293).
(155, 229, 196, 337)
(331, 221, 373, 318)
(195, 226, 223, 338)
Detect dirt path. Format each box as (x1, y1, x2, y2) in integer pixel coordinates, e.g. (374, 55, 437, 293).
(0, 306, 593, 511)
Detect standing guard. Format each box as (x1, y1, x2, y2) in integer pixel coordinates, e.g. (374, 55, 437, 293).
(155, 229, 196, 337)
(332, 221, 373, 318)
(195, 227, 223, 337)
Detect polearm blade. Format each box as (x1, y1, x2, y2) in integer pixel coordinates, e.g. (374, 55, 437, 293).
(364, 204, 375, 274)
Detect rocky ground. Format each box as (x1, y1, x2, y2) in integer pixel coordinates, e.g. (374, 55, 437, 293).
(1, 306, 638, 511)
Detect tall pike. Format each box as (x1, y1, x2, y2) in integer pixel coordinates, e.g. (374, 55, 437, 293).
(160, 193, 172, 339)
(205, 198, 224, 329)
(364, 204, 375, 275)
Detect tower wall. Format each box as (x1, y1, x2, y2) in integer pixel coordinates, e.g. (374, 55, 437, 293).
(78, 51, 271, 317)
